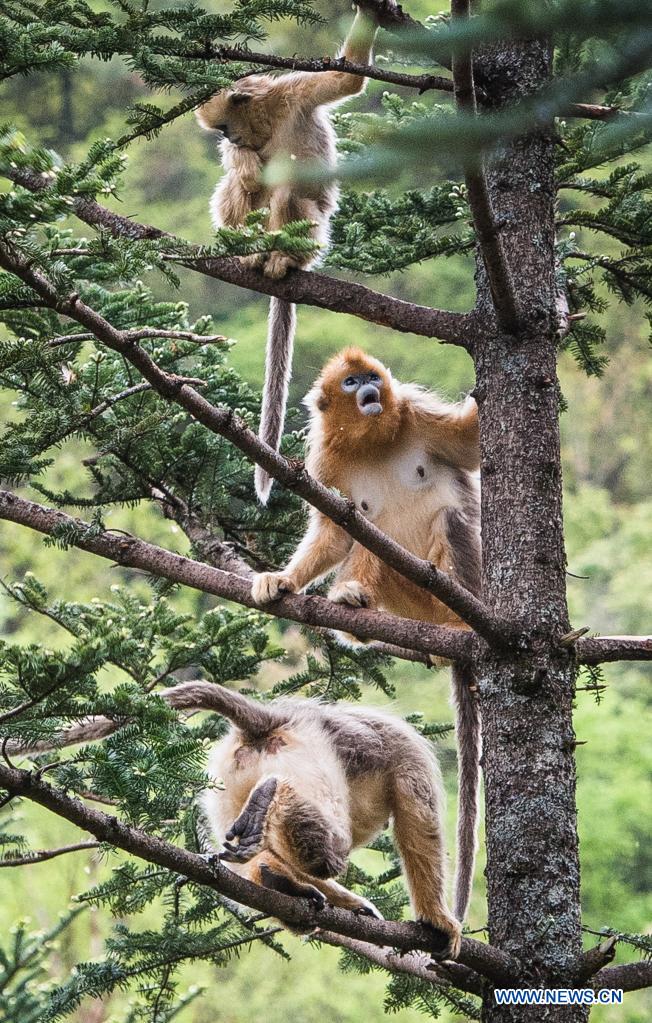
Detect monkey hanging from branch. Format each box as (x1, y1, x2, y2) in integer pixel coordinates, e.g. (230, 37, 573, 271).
(252, 348, 482, 925)
(196, 6, 386, 504)
(6, 678, 462, 958)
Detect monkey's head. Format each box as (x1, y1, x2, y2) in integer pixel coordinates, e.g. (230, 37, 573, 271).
(195, 78, 274, 150)
(305, 348, 402, 447)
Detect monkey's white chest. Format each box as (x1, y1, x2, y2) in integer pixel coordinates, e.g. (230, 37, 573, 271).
(347, 449, 458, 540)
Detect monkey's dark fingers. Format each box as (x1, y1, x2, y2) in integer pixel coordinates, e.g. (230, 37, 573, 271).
(225, 777, 278, 843)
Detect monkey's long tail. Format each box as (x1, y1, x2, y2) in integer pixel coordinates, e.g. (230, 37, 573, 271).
(2, 681, 288, 756)
(452, 663, 482, 922)
(254, 297, 296, 506)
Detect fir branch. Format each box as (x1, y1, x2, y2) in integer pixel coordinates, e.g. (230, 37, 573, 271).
(316, 929, 484, 999)
(0, 489, 474, 663)
(0, 840, 99, 866)
(592, 961, 652, 993)
(0, 757, 521, 987)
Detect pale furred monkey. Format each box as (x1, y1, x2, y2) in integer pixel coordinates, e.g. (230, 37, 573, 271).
(5, 679, 462, 958)
(195, 6, 383, 504)
(252, 348, 482, 924)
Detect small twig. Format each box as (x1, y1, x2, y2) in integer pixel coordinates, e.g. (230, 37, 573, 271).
(559, 626, 590, 648)
(0, 840, 99, 867)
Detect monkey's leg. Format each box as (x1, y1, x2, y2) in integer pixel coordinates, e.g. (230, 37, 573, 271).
(391, 768, 462, 960)
(236, 850, 327, 911)
(252, 511, 352, 604)
(327, 545, 383, 644)
(294, 874, 384, 919)
(211, 172, 265, 269)
(264, 192, 325, 279)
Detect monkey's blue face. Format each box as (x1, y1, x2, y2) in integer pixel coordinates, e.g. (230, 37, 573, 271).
(341, 371, 383, 417)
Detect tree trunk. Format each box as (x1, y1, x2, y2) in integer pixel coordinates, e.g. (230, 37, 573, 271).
(473, 40, 588, 1022)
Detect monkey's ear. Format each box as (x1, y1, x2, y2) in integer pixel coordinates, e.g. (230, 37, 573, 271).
(231, 91, 252, 106)
(316, 394, 330, 412)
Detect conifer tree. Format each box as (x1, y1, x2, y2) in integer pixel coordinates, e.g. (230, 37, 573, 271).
(0, 1, 651, 1020)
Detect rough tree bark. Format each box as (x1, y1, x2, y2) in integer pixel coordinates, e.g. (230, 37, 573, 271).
(473, 40, 587, 1022)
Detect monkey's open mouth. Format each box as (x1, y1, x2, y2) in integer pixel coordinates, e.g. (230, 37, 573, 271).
(357, 385, 382, 417)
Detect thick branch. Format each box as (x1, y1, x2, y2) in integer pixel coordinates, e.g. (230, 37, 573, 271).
(571, 936, 617, 984)
(316, 930, 484, 998)
(0, 760, 519, 985)
(0, 243, 512, 645)
(575, 635, 652, 664)
(0, 490, 473, 662)
(6, 168, 476, 347)
(0, 840, 99, 866)
(450, 0, 520, 334)
(592, 960, 652, 993)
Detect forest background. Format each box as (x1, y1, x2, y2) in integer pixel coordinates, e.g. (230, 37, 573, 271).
(0, 1, 650, 1021)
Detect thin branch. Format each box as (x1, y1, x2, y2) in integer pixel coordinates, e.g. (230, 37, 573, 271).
(0, 840, 99, 866)
(576, 635, 652, 664)
(49, 328, 227, 349)
(6, 167, 477, 347)
(0, 489, 474, 662)
(195, 45, 452, 95)
(0, 243, 513, 646)
(316, 929, 484, 998)
(450, 0, 520, 334)
(0, 759, 521, 987)
(592, 960, 652, 993)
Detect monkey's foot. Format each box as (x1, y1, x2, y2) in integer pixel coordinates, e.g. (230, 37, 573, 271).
(264, 252, 301, 279)
(240, 253, 267, 271)
(221, 777, 278, 862)
(328, 580, 371, 609)
(418, 913, 462, 961)
(251, 572, 297, 604)
(259, 862, 327, 911)
(353, 896, 384, 920)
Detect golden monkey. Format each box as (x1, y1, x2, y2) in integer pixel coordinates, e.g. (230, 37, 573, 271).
(196, 7, 382, 504)
(252, 348, 482, 923)
(5, 679, 461, 957)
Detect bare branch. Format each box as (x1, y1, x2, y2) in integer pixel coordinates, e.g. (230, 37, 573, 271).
(0, 840, 99, 866)
(6, 168, 477, 347)
(592, 960, 652, 993)
(49, 328, 227, 349)
(451, 0, 520, 334)
(0, 489, 473, 662)
(0, 759, 521, 987)
(194, 45, 452, 95)
(576, 635, 652, 664)
(316, 930, 484, 998)
(0, 243, 514, 646)
(572, 936, 617, 984)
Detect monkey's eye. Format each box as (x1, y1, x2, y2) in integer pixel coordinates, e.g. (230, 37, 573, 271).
(368, 373, 381, 384)
(342, 376, 358, 392)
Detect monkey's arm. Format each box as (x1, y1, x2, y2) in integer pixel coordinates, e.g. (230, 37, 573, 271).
(252, 511, 353, 603)
(299, 7, 378, 107)
(419, 395, 480, 472)
(229, 146, 263, 194)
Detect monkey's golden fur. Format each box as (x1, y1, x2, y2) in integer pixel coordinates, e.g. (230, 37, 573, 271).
(196, 8, 380, 503)
(252, 348, 482, 923)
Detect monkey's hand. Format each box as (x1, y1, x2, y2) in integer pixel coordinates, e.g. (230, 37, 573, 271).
(264, 252, 303, 280)
(419, 913, 463, 961)
(251, 572, 297, 605)
(328, 580, 371, 608)
(221, 777, 279, 862)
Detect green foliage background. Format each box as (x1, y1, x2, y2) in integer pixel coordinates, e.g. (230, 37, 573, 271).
(0, 1, 650, 1021)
